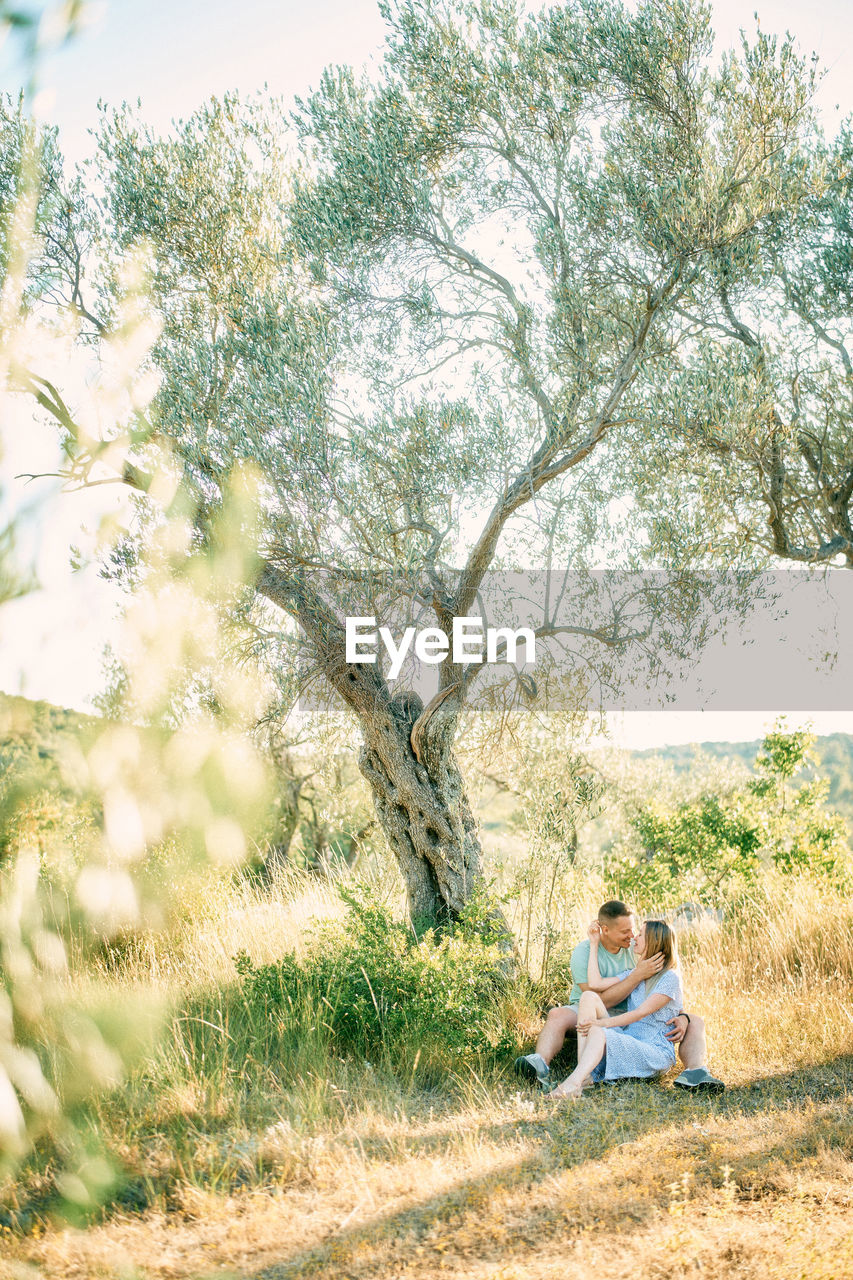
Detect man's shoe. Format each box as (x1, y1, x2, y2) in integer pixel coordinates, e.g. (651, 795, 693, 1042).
(673, 1067, 725, 1095)
(514, 1054, 552, 1089)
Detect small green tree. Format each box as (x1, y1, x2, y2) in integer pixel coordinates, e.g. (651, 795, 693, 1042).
(625, 792, 762, 901)
(749, 721, 849, 877)
(483, 724, 603, 977)
(608, 720, 851, 903)
(752, 718, 817, 809)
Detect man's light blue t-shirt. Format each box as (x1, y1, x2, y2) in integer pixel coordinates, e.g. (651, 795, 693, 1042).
(568, 939, 636, 1013)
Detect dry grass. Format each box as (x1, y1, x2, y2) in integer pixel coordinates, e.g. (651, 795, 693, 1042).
(2, 871, 853, 1280)
(5, 1068, 853, 1280)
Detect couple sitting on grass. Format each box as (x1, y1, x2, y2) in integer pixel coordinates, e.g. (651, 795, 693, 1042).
(515, 899, 724, 1101)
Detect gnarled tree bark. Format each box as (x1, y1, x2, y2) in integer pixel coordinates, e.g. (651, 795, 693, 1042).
(257, 565, 491, 929)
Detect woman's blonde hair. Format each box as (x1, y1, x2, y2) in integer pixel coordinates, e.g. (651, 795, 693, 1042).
(643, 919, 678, 972)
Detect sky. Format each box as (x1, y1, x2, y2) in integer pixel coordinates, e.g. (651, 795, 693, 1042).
(1, 0, 853, 749)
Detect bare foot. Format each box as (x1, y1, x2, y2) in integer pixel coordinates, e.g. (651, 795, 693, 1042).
(546, 1082, 584, 1102)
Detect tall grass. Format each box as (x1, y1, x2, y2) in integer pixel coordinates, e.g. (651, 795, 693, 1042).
(3, 862, 853, 1238)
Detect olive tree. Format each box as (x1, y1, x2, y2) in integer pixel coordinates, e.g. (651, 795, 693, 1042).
(9, 0, 820, 925)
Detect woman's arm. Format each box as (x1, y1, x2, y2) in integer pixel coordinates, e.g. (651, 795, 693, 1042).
(595, 991, 671, 1028)
(597, 953, 664, 1006)
(583, 922, 622, 992)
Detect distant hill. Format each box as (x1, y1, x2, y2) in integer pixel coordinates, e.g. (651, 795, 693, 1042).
(3, 691, 852, 844)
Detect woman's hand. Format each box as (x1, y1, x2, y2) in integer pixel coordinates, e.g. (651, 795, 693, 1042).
(664, 1013, 689, 1044)
(587, 920, 601, 945)
(578, 1013, 611, 1032)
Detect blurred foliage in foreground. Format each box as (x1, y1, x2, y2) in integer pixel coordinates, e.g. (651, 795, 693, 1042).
(0, 473, 273, 1196)
(1, 3, 275, 1179)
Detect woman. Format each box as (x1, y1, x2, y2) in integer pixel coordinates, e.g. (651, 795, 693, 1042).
(547, 919, 683, 1101)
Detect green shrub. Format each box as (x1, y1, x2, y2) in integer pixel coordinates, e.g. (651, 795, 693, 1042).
(606, 721, 852, 906)
(234, 885, 514, 1076)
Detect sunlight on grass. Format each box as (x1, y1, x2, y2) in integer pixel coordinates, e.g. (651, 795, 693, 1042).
(2, 868, 852, 1279)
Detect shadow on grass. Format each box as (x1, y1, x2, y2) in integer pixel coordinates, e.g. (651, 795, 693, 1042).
(4, 1047, 852, 1262)
(247, 1054, 853, 1280)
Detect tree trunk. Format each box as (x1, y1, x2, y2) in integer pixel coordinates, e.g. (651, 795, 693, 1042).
(255, 568, 499, 933)
(260, 776, 303, 883)
(357, 690, 485, 927)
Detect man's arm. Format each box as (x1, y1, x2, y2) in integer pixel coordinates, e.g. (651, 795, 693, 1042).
(664, 1013, 690, 1043)
(579, 952, 665, 1008)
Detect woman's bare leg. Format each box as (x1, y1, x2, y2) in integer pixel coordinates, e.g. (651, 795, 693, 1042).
(549, 1025, 607, 1100)
(575, 990, 607, 1039)
(574, 990, 607, 1079)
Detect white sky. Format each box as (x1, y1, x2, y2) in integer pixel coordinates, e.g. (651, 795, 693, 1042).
(1, 0, 853, 749)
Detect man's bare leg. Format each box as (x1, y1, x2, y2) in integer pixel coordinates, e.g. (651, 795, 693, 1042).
(515, 1005, 579, 1086)
(677, 1014, 707, 1070)
(672, 1013, 725, 1093)
(535, 1005, 578, 1065)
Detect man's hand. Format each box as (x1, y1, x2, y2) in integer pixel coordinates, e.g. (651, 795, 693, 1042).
(635, 951, 665, 981)
(587, 920, 601, 943)
(665, 1013, 689, 1044)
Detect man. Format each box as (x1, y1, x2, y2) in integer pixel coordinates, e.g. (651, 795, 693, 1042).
(515, 899, 724, 1093)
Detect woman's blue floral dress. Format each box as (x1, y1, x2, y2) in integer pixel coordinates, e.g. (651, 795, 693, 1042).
(590, 968, 683, 1082)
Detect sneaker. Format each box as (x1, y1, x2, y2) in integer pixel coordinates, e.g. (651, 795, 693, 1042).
(514, 1054, 552, 1089)
(673, 1067, 725, 1095)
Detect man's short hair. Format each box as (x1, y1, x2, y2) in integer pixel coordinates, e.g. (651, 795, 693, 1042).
(598, 899, 632, 923)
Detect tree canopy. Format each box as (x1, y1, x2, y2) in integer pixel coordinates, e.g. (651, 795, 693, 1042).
(3, 0, 841, 922)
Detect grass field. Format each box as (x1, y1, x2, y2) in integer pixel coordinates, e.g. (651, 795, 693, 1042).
(2, 866, 853, 1280)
